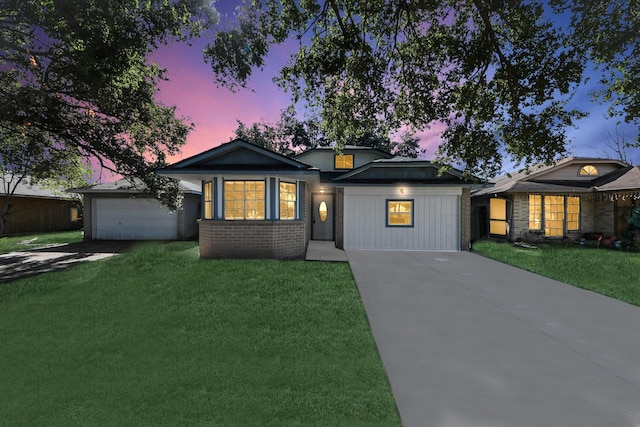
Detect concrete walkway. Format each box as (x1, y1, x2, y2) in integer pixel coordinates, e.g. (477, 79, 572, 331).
(0, 241, 133, 283)
(305, 240, 347, 261)
(346, 250, 640, 427)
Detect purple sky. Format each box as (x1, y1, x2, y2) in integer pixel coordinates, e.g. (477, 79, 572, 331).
(150, 27, 639, 171)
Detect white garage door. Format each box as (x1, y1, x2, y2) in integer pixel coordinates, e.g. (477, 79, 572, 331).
(343, 186, 461, 251)
(93, 198, 178, 240)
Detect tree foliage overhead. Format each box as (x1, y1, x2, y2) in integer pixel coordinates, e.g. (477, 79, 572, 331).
(205, 0, 637, 177)
(0, 0, 217, 209)
(232, 110, 425, 158)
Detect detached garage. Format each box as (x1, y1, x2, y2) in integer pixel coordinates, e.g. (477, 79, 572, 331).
(71, 179, 200, 241)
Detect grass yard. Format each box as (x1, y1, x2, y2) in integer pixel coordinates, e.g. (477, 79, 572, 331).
(473, 240, 640, 306)
(0, 241, 400, 427)
(0, 230, 83, 253)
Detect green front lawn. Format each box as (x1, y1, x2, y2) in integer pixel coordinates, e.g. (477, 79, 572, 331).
(0, 230, 83, 253)
(0, 242, 400, 426)
(473, 240, 640, 306)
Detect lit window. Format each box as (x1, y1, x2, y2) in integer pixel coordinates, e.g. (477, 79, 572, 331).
(528, 194, 542, 230)
(224, 181, 265, 220)
(566, 196, 580, 231)
(489, 198, 508, 236)
(204, 181, 213, 219)
(335, 154, 354, 169)
(279, 182, 296, 220)
(70, 207, 79, 222)
(544, 195, 565, 237)
(579, 165, 598, 176)
(529, 195, 581, 237)
(387, 199, 413, 227)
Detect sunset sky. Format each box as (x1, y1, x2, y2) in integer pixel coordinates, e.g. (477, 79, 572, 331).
(148, 7, 639, 172)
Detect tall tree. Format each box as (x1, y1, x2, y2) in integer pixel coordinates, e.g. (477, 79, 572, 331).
(561, 0, 640, 144)
(232, 112, 424, 157)
(204, 1, 604, 177)
(0, 0, 217, 209)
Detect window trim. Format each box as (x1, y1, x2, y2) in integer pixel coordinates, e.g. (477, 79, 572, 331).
(527, 194, 581, 236)
(279, 181, 297, 220)
(579, 164, 599, 176)
(386, 199, 414, 228)
(203, 181, 213, 220)
(223, 180, 266, 220)
(334, 154, 354, 169)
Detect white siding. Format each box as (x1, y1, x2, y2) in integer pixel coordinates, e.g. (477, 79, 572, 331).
(93, 198, 178, 240)
(343, 186, 461, 251)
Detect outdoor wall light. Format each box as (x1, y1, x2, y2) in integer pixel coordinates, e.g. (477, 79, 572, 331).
(400, 187, 405, 195)
(320, 188, 326, 193)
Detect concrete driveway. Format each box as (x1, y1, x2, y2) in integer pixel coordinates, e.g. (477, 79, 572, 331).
(347, 250, 640, 427)
(0, 241, 133, 283)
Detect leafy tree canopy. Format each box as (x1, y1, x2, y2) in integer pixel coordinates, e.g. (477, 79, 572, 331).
(205, 0, 638, 177)
(0, 0, 217, 209)
(233, 109, 425, 157)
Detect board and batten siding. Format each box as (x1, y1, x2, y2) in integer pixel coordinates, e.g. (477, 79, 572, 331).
(342, 186, 461, 251)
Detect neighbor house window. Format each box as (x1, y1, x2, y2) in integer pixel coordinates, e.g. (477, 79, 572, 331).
(566, 196, 580, 231)
(528, 195, 542, 230)
(528, 194, 581, 237)
(204, 181, 213, 219)
(224, 180, 265, 220)
(387, 199, 414, 227)
(489, 198, 508, 236)
(279, 182, 296, 220)
(335, 154, 354, 169)
(70, 207, 79, 222)
(579, 165, 598, 176)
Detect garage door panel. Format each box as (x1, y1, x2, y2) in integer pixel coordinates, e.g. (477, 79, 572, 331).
(94, 198, 178, 240)
(343, 189, 460, 251)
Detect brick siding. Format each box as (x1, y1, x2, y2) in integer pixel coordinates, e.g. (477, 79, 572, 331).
(460, 187, 471, 250)
(199, 220, 307, 259)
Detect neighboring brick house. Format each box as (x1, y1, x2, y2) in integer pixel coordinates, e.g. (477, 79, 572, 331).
(157, 139, 475, 259)
(471, 157, 640, 243)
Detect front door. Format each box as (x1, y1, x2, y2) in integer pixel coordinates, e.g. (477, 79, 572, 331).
(312, 193, 334, 240)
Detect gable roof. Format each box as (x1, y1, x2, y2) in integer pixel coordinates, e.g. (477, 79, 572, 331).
(334, 157, 471, 184)
(593, 166, 640, 192)
(70, 178, 201, 194)
(167, 139, 313, 170)
(473, 157, 636, 196)
(294, 145, 394, 160)
(1, 178, 71, 199)
(157, 139, 319, 182)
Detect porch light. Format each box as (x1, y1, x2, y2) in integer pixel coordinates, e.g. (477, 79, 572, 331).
(320, 188, 325, 193)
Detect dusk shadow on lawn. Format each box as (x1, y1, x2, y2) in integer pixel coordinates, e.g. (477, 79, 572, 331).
(0, 241, 135, 283)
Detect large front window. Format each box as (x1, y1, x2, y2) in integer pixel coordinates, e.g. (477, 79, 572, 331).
(529, 194, 580, 237)
(224, 180, 265, 220)
(279, 182, 296, 220)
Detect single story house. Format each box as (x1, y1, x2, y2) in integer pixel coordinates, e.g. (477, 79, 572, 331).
(1, 178, 81, 235)
(156, 139, 474, 259)
(71, 178, 200, 240)
(471, 157, 640, 243)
